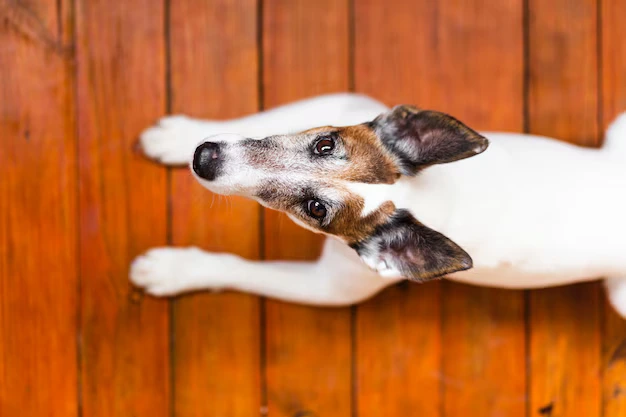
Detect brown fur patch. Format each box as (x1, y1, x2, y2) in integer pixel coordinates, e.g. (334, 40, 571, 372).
(326, 198, 396, 244)
(297, 124, 401, 183)
(335, 125, 400, 183)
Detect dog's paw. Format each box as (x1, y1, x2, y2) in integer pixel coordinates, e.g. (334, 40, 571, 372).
(130, 247, 234, 296)
(139, 116, 220, 166)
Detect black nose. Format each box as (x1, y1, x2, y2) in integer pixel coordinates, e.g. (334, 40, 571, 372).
(192, 142, 222, 181)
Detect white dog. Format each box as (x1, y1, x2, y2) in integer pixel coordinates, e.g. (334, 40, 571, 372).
(130, 93, 626, 317)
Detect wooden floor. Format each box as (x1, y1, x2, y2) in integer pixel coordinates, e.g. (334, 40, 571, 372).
(1, 0, 626, 416)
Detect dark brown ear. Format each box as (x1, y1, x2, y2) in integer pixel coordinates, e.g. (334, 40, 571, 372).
(372, 105, 489, 175)
(351, 210, 473, 282)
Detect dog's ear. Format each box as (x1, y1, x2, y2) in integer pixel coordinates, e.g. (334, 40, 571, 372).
(371, 105, 489, 175)
(352, 210, 473, 282)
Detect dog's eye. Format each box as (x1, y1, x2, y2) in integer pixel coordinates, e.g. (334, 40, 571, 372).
(313, 136, 335, 155)
(306, 199, 327, 219)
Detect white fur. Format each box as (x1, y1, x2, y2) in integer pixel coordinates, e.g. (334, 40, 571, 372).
(345, 182, 395, 217)
(133, 93, 626, 316)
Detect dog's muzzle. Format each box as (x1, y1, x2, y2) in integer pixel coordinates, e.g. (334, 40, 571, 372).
(192, 141, 222, 181)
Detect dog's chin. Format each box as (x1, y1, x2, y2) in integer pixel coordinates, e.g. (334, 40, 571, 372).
(191, 170, 259, 198)
(198, 181, 237, 196)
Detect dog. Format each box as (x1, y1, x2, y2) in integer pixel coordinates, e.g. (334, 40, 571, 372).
(130, 93, 626, 317)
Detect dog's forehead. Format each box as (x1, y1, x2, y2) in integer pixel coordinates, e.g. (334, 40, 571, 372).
(345, 182, 395, 216)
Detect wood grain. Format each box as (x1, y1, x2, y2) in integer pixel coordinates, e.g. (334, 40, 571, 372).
(169, 1, 261, 416)
(528, 0, 602, 416)
(355, 283, 441, 416)
(354, 1, 526, 416)
(601, 0, 626, 415)
(262, 1, 352, 416)
(528, 0, 599, 146)
(0, 1, 77, 416)
(442, 285, 526, 416)
(75, 1, 170, 416)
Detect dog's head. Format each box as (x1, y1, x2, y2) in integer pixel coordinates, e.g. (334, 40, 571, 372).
(191, 105, 488, 281)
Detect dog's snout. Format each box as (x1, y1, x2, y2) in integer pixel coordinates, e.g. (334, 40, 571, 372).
(193, 142, 222, 181)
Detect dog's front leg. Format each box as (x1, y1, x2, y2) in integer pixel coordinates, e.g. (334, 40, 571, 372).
(130, 238, 396, 306)
(139, 93, 388, 166)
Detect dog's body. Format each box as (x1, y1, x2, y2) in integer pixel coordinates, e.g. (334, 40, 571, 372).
(131, 93, 626, 317)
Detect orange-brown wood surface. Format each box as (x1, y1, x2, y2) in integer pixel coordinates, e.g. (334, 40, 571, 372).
(0, 1, 77, 416)
(169, 1, 261, 416)
(262, 1, 353, 416)
(1, 0, 625, 416)
(528, 1, 602, 417)
(75, 1, 170, 416)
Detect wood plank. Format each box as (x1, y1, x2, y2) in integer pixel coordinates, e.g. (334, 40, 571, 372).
(262, 1, 352, 416)
(75, 1, 169, 416)
(0, 1, 77, 415)
(528, 0, 602, 416)
(355, 283, 441, 416)
(169, 1, 261, 416)
(442, 285, 526, 416)
(354, 1, 526, 416)
(529, 285, 601, 417)
(601, 0, 626, 415)
(528, 0, 599, 146)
